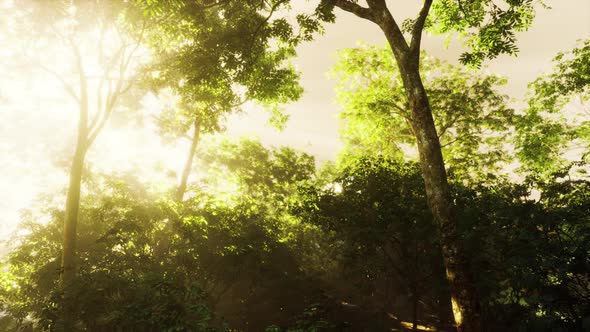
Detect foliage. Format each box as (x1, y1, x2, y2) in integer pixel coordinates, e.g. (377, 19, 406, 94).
(133, 0, 308, 143)
(0, 139, 320, 331)
(2, 146, 590, 330)
(2, 1, 589, 331)
(265, 303, 336, 332)
(332, 45, 514, 179)
(428, 0, 543, 67)
(294, 157, 450, 327)
(516, 39, 590, 176)
(294, 155, 590, 330)
(0, 174, 222, 331)
(454, 175, 590, 330)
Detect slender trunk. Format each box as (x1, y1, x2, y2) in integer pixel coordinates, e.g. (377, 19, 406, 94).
(57, 31, 132, 329)
(403, 65, 480, 332)
(328, 0, 481, 327)
(60, 45, 89, 330)
(176, 118, 202, 201)
(60, 103, 88, 331)
(60, 143, 86, 331)
(155, 117, 201, 257)
(377, 14, 481, 332)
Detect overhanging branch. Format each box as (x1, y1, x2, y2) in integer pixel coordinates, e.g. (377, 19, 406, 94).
(332, 0, 376, 22)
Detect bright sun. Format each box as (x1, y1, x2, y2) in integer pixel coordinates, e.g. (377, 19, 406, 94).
(0, 4, 179, 250)
(0, 4, 272, 251)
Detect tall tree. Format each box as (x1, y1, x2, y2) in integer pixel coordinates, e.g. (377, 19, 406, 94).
(6, 1, 145, 329)
(307, 1, 541, 330)
(135, 0, 306, 201)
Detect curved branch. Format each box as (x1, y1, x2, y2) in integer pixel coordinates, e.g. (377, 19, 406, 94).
(36, 62, 80, 102)
(246, 0, 287, 60)
(410, 0, 433, 57)
(333, 0, 376, 22)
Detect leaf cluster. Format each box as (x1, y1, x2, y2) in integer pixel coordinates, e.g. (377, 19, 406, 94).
(331, 45, 514, 179)
(430, 0, 541, 67)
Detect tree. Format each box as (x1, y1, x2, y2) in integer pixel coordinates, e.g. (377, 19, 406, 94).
(293, 153, 590, 330)
(0, 171, 222, 331)
(332, 45, 514, 179)
(308, 1, 541, 329)
(452, 176, 590, 330)
(516, 39, 590, 177)
(6, 1, 146, 329)
(131, 0, 306, 257)
(296, 157, 450, 330)
(0, 139, 321, 331)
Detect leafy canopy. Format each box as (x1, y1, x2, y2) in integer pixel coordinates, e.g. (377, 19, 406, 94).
(516, 39, 590, 176)
(331, 44, 514, 179)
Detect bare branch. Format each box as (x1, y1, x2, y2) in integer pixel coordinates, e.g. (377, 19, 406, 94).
(120, 23, 146, 74)
(405, 117, 416, 137)
(410, 0, 433, 57)
(88, 44, 126, 133)
(86, 103, 110, 148)
(333, 0, 376, 22)
(231, 97, 249, 108)
(437, 112, 463, 139)
(92, 25, 109, 132)
(70, 39, 89, 138)
(24, 23, 80, 102)
(35, 61, 79, 102)
(440, 136, 462, 148)
(88, 25, 146, 147)
(391, 101, 410, 119)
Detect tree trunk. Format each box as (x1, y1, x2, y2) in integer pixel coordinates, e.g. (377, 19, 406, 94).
(155, 117, 202, 257)
(391, 56, 480, 332)
(59, 46, 90, 330)
(175, 118, 202, 201)
(57, 29, 133, 330)
(331, 4, 481, 327)
(375, 6, 481, 332)
(60, 103, 88, 331)
(403, 60, 480, 332)
(60, 144, 86, 331)
(412, 291, 418, 331)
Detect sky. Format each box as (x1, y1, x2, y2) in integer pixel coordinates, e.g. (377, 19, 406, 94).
(1, 0, 589, 250)
(226, 0, 590, 161)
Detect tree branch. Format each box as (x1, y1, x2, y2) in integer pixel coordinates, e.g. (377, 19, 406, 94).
(390, 100, 410, 119)
(35, 62, 79, 102)
(70, 39, 89, 140)
(89, 44, 125, 134)
(86, 108, 109, 148)
(437, 111, 463, 139)
(332, 0, 376, 22)
(365, 1, 410, 59)
(245, 0, 287, 61)
(366, 0, 387, 10)
(94, 24, 107, 128)
(88, 26, 145, 147)
(410, 0, 433, 57)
